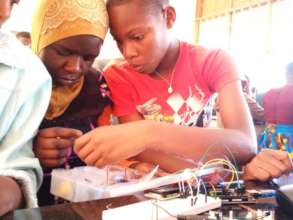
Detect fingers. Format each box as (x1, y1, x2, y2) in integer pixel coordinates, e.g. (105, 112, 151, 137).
(74, 131, 92, 152)
(260, 150, 292, 174)
(82, 150, 102, 167)
(35, 147, 69, 160)
(264, 149, 288, 160)
(35, 137, 74, 150)
(74, 139, 96, 161)
(38, 127, 83, 139)
(261, 156, 288, 175)
(243, 150, 293, 182)
(34, 135, 74, 168)
(40, 158, 67, 168)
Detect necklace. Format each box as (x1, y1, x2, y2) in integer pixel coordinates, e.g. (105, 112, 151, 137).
(154, 40, 180, 94)
(155, 68, 175, 94)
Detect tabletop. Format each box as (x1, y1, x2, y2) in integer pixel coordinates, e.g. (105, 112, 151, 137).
(2, 181, 292, 220)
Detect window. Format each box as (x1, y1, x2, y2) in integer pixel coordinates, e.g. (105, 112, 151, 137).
(196, 0, 293, 92)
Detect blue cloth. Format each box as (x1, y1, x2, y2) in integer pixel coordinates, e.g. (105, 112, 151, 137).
(0, 30, 51, 208)
(258, 124, 293, 155)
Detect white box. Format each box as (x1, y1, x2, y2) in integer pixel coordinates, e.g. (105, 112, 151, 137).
(51, 166, 216, 202)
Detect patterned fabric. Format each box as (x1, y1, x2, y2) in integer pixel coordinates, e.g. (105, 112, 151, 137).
(104, 42, 240, 127)
(31, 0, 108, 54)
(258, 124, 293, 158)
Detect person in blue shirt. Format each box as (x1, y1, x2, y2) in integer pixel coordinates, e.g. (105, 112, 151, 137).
(0, 0, 51, 216)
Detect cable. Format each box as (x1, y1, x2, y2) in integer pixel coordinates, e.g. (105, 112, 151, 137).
(198, 142, 239, 170)
(200, 158, 240, 188)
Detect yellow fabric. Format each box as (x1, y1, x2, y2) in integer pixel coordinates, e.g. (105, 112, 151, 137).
(45, 77, 84, 120)
(31, 0, 109, 54)
(31, 0, 108, 120)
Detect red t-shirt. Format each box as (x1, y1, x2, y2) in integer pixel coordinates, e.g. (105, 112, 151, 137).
(104, 42, 239, 126)
(263, 85, 293, 124)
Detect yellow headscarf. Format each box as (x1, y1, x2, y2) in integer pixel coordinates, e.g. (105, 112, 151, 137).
(31, 0, 109, 120)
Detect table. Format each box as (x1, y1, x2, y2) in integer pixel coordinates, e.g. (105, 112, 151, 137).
(2, 182, 292, 220)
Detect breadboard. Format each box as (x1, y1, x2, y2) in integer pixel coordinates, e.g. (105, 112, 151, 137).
(102, 194, 221, 220)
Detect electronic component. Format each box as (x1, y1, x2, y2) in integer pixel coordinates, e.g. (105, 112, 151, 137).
(149, 184, 181, 196)
(203, 181, 256, 204)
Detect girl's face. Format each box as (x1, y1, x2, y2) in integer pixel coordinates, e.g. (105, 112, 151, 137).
(108, 2, 175, 74)
(39, 35, 103, 86)
(0, 0, 20, 27)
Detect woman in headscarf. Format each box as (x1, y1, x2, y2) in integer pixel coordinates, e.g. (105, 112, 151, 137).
(31, 0, 112, 206)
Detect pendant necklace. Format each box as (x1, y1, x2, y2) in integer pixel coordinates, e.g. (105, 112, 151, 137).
(155, 67, 176, 94)
(154, 40, 180, 94)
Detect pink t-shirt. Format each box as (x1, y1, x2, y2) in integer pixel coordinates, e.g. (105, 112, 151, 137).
(104, 42, 239, 126)
(263, 85, 293, 124)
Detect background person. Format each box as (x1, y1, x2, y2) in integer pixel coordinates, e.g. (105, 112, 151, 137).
(15, 31, 31, 47)
(243, 62, 293, 181)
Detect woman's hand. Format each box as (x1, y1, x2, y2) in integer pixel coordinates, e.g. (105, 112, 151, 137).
(34, 127, 82, 168)
(74, 121, 151, 168)
(242, 149, 293, 181)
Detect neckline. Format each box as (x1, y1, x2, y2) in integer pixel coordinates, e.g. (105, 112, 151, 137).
(145, 40, 183, 83)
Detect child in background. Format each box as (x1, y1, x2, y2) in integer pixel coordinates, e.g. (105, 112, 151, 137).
(15, 31, 31, 47)
(74, 0, 256, 172)
(0, 0, 51, 216)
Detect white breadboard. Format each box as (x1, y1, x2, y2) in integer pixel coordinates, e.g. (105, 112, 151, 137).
(102, 194, 221, 220)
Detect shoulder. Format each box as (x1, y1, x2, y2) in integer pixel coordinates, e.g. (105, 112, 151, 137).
(103, 61, 135, 84)
(265, 85, 293, 97)
(265, 87, 281, 96)
(181, 42, 224, 60)
(180, 42, 232, 69)
(0, 31, 51, 88)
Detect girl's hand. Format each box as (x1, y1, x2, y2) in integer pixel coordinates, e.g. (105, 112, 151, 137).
(242, 149, 293, 181)
(34, 127, 82, 168)
(74, 121, 150, 168)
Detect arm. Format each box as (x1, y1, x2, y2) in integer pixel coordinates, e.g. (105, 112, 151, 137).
(122, 80, 256, 165)
(0, 51, 51, 215)
(0, 176, 23, 216)
(75, 80, 256, 168)
(109, 84, 249, 168)
(119, 114, 197, 173)
(148, 80, 256, 162)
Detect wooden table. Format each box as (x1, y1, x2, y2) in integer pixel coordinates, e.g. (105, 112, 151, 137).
(2, 182, 292, 220)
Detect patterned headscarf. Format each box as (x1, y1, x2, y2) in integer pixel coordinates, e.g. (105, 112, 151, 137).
(31, 0, 109, 120)
(31, 0, 108, 54)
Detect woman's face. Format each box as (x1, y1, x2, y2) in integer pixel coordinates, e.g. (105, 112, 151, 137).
(39, 35, 103, 86)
